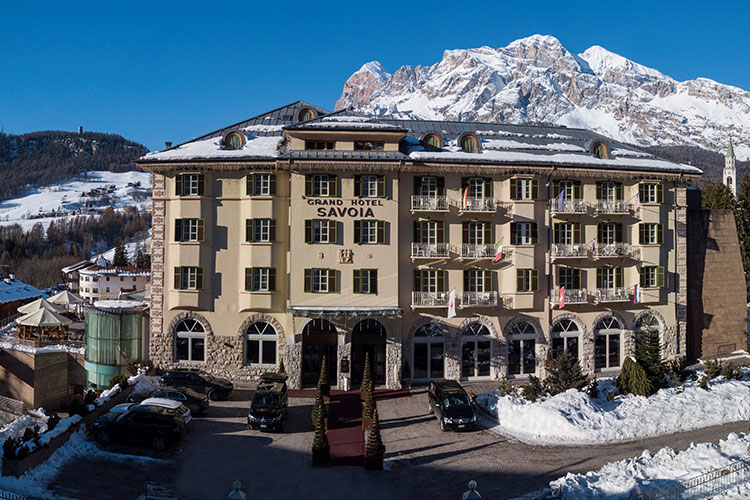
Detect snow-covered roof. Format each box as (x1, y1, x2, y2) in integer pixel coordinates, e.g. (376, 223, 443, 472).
(79, 266, 151, 277)
(93, 299, 147, 312)
(0, 278, 44, 305)
(61, 260, 95, 274)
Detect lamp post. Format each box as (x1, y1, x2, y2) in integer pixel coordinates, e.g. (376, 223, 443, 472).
(461, 480, 481, 499)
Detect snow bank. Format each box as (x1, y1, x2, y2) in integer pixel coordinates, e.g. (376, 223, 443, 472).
(20, 415, 82, 453)
(476, 376, 750, 445)
(550, 433, 750, 499)
(128, 373, 161, 396)
(0, 411, 48, 459)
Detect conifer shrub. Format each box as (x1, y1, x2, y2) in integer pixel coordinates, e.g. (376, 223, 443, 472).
(318, 355, 328, 387)
(311, 383, 326, 424)
(668, 358, 690, 384)
(546, 351, 588, 395)
(520, 375, 547, 402)
(108, 373, 129, 390)
(704, 359, 722, 379)
(699, 375, 711, 391)
(498, 376, 518, 397)
(721, 362, 742, 380)
(616, 357, 652, 396)
(606, 391, 617, 401)
(635, 328, 667, 392)
(361, 352, 372, 398)
(365, 409, 385, 458)
(311, 412, 329, 455)
(587, 378, 599, 399)
(362, 387, 375, 420)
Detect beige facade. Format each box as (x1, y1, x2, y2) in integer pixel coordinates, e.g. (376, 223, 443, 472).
(138, 104, 697, 390)
(79, 266, 151, 303)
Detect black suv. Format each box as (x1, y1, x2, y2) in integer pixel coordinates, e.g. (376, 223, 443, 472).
(427, 380, 477, 431)
(247, 373, 288, 432)
(160, 369, 233, 401)
(93, 403, 188, 450)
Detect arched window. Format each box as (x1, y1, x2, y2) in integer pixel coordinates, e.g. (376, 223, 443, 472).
(174, 318, 206, 362)
(550, 318, 580, 361)
(461, 322, 491, 379)
(298, 108, 316, 121)
(460, 135, 478, 153)
(591, 142, 608, 159)
(224, 132, 244, 150)
(413, 323, 444, 380)
(507, 320, 536, 375)
(246, 321, 276, 365)
(423, 134, 441, 149)
(634, 313, 662, 335)
(594, 316, 623, 370)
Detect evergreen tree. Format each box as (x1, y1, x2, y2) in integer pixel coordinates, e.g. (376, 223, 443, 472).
(278, 357, 286, 374)
(365, 408, 385, 458)
(701, 182, 736, 209)
(362, 386, 375, 420)
(112, 240, 128, 266)
(546, 351, 588, 395)
(311, 383, 326, 424)
(311, 411, 329, 454)
(635, 327, 667, 392)
(318, 355, 328, 387)
(360, 351, 372, 397)
(135, 245, 149, 268)
(616, 356, 652, 396)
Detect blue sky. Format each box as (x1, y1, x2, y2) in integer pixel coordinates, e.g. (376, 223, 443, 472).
(1, 1, 748, 151)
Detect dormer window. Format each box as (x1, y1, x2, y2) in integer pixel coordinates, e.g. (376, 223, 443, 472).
(354, 141, 384, 151)
(298, 108, 316, 121)
(305, 141, 335, 150)
(591, 142, 608, 159)
(423, 134, 441, 149)
(460, 134, 478, 153)
(224, 132, 244, 150)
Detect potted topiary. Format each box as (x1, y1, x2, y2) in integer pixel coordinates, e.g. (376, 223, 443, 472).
(361, 387, 375, 430)
(364, 409, 385, 470)
(318, 355, 330, 401)
(360, 352, 372, 402)
(311, 412, 330, 467)
(311, 383, 327, 429)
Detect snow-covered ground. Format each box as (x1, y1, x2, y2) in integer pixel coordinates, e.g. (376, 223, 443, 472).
(548, 433, 750, 499)
(476, 374, 750, 445)
(0, 171, 151, 230)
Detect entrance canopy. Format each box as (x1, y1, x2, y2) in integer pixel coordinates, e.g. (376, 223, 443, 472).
(288, 306, 402, 318)
(17, 298, 62, 314)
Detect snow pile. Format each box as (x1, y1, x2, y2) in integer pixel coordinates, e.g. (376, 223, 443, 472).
(0, 339, 84, 355)
(550, 433, 750, 499)
(0, 411, 48, 459)
(476, 376, 750, 445)
(128, 373, 160, 395)
(20, 415, 82, 454)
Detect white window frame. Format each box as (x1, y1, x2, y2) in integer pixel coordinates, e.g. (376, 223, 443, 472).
(183, 174, 201, 196)
(559, 180, 576, 200)
(600, 223, 616, 244)
(361, 220, 377, 244)
(182, 219, 200, 242)
(559, 223, 574, 245)
(642, 266, 659, 288)
(421, 177, 437, 197)
(253, 173, 272, 196)
(361, 175, 378, 198)
(518, 269, 534, 292)
(254, 219, 271, 242)
(253, 268, 271, 291)
(468, 222, 485, 245)
(420, 270, 438, 293)
(181, 267, 200, 290)
(466, 269, 485, 293)
(559, 268, 578, 290)
(516, 222, 533, 245)
(643, 224, 658, 245)
(312, 269, 329, 293)
(516, 178, 533, 200)
(175, 319, 206, 363)
(359, 269, 375, 294)
(313, 219, 330, 243)
(642, 183, 659, 203)
(245, 321, 277, 366)
(600, 267, 616, 289)
(422, 222, 438, 244)
(313, 175, 329, 197)
(600, 182, 617, 201)
(467, 178, 484, 198)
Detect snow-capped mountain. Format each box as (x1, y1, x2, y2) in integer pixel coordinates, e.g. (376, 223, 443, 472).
(336, 35, 750, 160)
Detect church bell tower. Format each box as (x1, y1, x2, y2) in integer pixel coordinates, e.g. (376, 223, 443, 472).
(723, 138, 737, 196)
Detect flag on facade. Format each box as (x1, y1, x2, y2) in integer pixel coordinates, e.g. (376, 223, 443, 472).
(462, 186, 469, 210)
(633, 283, 640, 304)
(557, 190, 565, 213)
(591, 238, 596, 254)
(559, 286, 565, 309)
(634, 192, 641, 211)
(493, 236, 504, 262)
(447, 288, 457, 318)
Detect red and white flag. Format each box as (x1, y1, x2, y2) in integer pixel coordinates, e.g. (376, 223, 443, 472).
(493, 237, 504, 263)
(559, 286, 565, 309)
(633, 283, 640, 304)
(447, 288, 457, 318)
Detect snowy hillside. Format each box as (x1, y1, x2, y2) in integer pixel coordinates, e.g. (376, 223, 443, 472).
(0, 171, 151, 230)
(337, 35, 750, 160)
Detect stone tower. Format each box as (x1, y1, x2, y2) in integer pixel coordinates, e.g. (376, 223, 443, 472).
(723, 138, 737, 196)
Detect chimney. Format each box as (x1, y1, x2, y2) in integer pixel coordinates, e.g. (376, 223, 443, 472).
(164, 141, 173, 149)
(78, 126, 83, 135)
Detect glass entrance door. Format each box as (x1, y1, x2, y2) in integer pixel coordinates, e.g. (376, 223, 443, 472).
(461, 340, 491, 378)
(301, 344, 337, 387)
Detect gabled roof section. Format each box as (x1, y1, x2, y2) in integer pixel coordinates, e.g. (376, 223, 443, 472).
(284, 110, 408, 133)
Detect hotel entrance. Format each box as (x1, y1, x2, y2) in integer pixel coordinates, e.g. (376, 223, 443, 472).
(350, 319, 386, 387)
(301, 318, 338, 387)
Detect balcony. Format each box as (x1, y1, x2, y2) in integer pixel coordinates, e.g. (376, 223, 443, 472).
(459, 197, 496, 213)
(411, 195, 449, 212)
(550, 198, 587, 215)
(411, 291, 450, 308)
(551, 244, 588, 259)
(460, 291, 498, 308)
(459, 244, 512, 262)
(593, 243, 639, 259)
(594, 287, 632, 303)
(594, 200, 631, 215)
(411, 243, 451, 259)
(552, 288, 588, 306)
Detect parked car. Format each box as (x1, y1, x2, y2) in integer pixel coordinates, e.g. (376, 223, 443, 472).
(427, 380, 477, 431)
(129, 387, 209, 415)
(93, 399, 189, 450)
(247, 373, 288, 432)
(159, 369, 233, 401)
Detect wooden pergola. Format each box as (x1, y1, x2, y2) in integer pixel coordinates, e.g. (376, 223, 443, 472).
(16, 308, 72, 345)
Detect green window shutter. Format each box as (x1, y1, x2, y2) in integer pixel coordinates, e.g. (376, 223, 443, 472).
(484, 222, 493, 245)
(463, 270, 469, 291)
(553, 224, 561, 244)
(573, 181, 582, 199)
(196, 268, 204, 290)
(269, 219, 276, 242)
(510, 223, 517, 245)
(353, 220, 361, 244)
(305, 220, 312, 243)
(639, 224, 645, 245)
(353, 175, 361, 197)
(197, 219, 205, 242)
(247, 174, 254, 196)
(175, 175, 183, 196)
(175, 219, 183, 242)
(574, 223, 582, 244)
(353, 270, 360, 293)
(247, 219, 255, 242)
(531, 179, 539, 200)
(437, 270, 446, 293)
(268, 268, 276, 291)
(371, 270, 378, 295)
(615, 267, 623, 287)
(413, 270, 421, 292)
(531, 223, 538, 245)
(656, 184, 664, 204)
(197, 175, 205, 196)
(657, 266, 665, 287)
(639, 268, 646, 288)
(328, 221, 338, 244)
(510, 179, 517, 200)
(174, 267, 181, 290)
(436, 177, 445, 196)
(377, 175, 385, 198)
(460, 177, 469, 191)
(462, 223, 469, 244)
(596, 182, 602, 200)
(413, 221, 421, 242)
(329, 175, 338, 197)
(245, 269, 252, 291)
(304, 269, 312, 292)
(305, 175, 312, 196)
(573, 269, 581, 290)
(656, 224, 664, 244)
(376, 220, 386, 244)
(615, 183, 623, 200)
(483, 270, 492, 291)
(414, 177, 422, 196)
(269, 174, 277, 195)
(484, 178, 493, 197)
(638, 183, 645, 203)
(615, 223, 623, 243)
(596, 268, 603, 289)
(551, 180, 560, 198)
(531, 269, 539, 291)
(596, 223, 603, 244)
(516, 269, 524, 292)
(328, 269, 337, 293)
(437, 221, 445, 244)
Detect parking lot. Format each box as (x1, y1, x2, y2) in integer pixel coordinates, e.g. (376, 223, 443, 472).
(44, 387, 750, 500)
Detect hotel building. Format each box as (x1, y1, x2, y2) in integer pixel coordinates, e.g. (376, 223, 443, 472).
(137, 101, 701, 390)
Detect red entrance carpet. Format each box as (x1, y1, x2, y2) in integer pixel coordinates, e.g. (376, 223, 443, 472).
(288, 388, 412, 399)
(326, 393, 364, 466)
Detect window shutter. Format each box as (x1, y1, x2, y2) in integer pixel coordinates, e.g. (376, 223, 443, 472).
(377, 175, 385, 197)
(461, 177, 469, 191)
(615, 183, 623, 200)
(353, 175, 361, 197)
(353, 270, 360, 293)
(531, 269, 539, 291)
(328, 269, 337, 292)
(639, 268, 646, 288)
(414, 177, 422, 196)
(305, 175, 312, 196)
(376, 220, 386, 244)
(531, 179, 539, 200)
(638, 183, 645, 203)
(247, 174, 254, 196)
(328, 175, 337, 197)
(353, 220, 361, 244)
(246, 220, 254, 243)
(656, 224, 664, 244)
(268, 268, 276, 291)
(573, 269, 581, 290)
(462, 223, 469, 244)
(551, 180, 560, 198)
(196, 268, 204, 290)
(531, 223, 538, 245)
(596, 268, 603, 289)
(329, 221, 338, 244)
(413, 221, 421, 242)
(657, 266, 665, 287)
(304, 269, 312, 292)
(245, 269, 252, 291)
(463, 270, 469, 292)
(484, 178, 493, 197)
(656, 184, 664, 204)
(615, 223, 623, 243)
(615, 267, 623, 287)
(573, 181, 582, 199)
(516, 269, 524, 292)
(413, 270, 421, 292)
(305, 220, 312, 243)
(596, 182, 602, 200)
(437, 270, 446, 293)
(436, 177, 445, 196)
(269, 219, 276, 242)
(510, 179, 517, 200)
(174, 267, 181, 290)
(197, 219, 205, 242)
(483, 270, 492, 291)
(175, 219, 183, 242)
(371, 270, 378, 295)
(484, 223, 493, 245)
(437, 221, 445, 244)
(553, 224, 561, 244)
(269, 174, 276, 195)
(197, 175, 205, 196)
(596, 223, 603, 244)
(638, 224, 645, 245)
(510, 223, 517, 245)
(175, 175, 183, 196)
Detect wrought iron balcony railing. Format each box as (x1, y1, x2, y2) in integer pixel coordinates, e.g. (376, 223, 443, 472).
(460, 291, 498, 308)
(459, 244, 512, 262)
(593, 242, 636, 259)
(411, 195, 449, 212)
(411, 291, 450, 308)
(459, 197, 496, 213)
(594, 287, 632, 303)
(410, 242, 451, 259)
(551, 244, 588, 258)
(552, 288, 588, 305)
(550, 198, 587, 214)
(594, 199, 631, 215)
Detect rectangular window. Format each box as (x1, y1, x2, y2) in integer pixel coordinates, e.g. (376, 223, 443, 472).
(247, 173, 276, 196)
(305, 174, 338, 197)
(246, 218, 276, 243)
(508, 339, 536, 375)
(596, 267, 624, 289)
(305, 219, 337, 244)
(597, 223, 623, 244)
(354, 174, 385, 198)
(417, 176, 439, 196)
(463, 269, 489, 293)
(511, 222, 537, 245)
(639, 183, 664, 204)
(245, 267, 276, 292)
(354, 141, 384, 151)
(552, 337, 579, 361)
(595, 334, 621, 369)
(463, 221, 490, 245)
(510, 178, 537, 200)
(353, 269, 378, 294)
(414, 270, 446, 293)
(304, 269, 337, 293)
(174, 267, 204, 290)
(176, 173, 205, 197)
(175, 218, 205, 242)
(516, 269, 539, 292)
(551, 180, 582, 200)
(414, 221, 445, 244)
(558, 267, 581, 290)
(596, 181, 622, 201)
(553, 222, 581, 245)
(639, 223, 664, 245)
(640, 266, 665, 288)
(305, 141, 335, 150)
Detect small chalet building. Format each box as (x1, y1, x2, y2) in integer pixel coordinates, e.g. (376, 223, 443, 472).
(78, 266, 151, 303)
